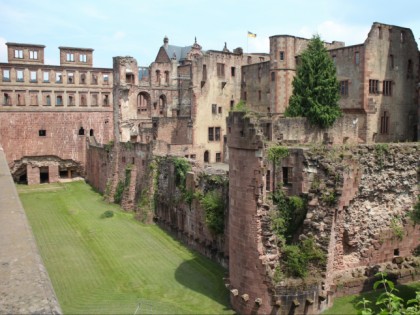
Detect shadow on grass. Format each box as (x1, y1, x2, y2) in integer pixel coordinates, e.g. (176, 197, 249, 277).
(174, 256, 232, 312)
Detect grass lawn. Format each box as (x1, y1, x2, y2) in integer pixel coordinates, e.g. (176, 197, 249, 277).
(18, 181, 234, 314)
(322, 281, 420, 314)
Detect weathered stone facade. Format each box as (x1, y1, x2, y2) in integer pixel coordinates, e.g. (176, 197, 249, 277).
(0, 43, 114, 183)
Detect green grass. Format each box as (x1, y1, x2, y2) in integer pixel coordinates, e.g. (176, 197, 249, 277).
(18, 182, 234, 315)
(323, 281, 420, 314)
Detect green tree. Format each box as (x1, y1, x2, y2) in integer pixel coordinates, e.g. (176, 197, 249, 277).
(285, 35, 341, 128)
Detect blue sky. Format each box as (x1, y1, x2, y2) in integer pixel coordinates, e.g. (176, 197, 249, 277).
(1, 0, 420, 68)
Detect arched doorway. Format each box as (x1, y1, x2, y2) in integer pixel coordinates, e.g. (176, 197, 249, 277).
(204, 150, 209, 163)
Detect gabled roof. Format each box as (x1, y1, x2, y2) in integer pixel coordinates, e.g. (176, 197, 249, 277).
(164, 45, 193, 62)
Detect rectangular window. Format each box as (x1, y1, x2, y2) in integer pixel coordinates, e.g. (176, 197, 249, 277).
(92, 94, 98, 106)
(3, 93, 11, 105)
(217, 63, 225, 77)
(389, 55, 394, 69)
(66, 53, 74, 62)
(43, 71, 49, 82)
(369, 79, 379, 94)
(30, 71, 37, 82)
(56, 95, 63, 106)
(68, 95, 74, 106)
(79, 54, 87, 62)
(208, 127, 214, 141)
(282, 167, 292, 186)
(383, 80, 392, 96)
(215, 152, 221, 163)
(29, 50, 38, 60)
(92, 73, 98, 84)
(258, 90, 262, 101)
(340, 80, 349, 96)
(80, 73, 86, 84)
(279, 51, 284, 61)
(56, 72, 62, 83)
(212, 104, 217, 114)
(2, 69, 10, 81)
(14, 49, 23, 59)
(39, 129, 46, 137)
(231, 67, 236, 77)
(271, 72, 275, 82)
(80, 94, 87, 106)
(17, 93, 25, 106)
(355, 52, 360, 65)
(202, 65, 207, 81)
(67, 72, 74, 84)
(103, 94, 109, 106)
(243, 91, 247, 101)
(45, 94, 51, 106)
(218, 106, 222, 114)
(103, 74, 109, 84)
(17, 70, 24, 82)
(215, 127, 221, 141)
(30, 93, 38, 106)
(380, 111, 389, 134)
(266, 170, 271, 191)
(230, 100, 234, 110)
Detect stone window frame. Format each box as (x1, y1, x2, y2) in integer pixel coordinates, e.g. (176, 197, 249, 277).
(14, 49, 23, 59)
(55, 72, 62, 83)
(380, 111, 390, 134)
(2, 92, 12, 106)
(340, 80, 349, 96)
(16, 69, 24, 82)
(30, 70, 37, 83)
(279, 51, 285, 61)
(354, 51, 360, 65)
(208, 126, 221, 142)
(2, 69, 11, 82)
(43, 71, 50, 83)
(383, 80, 392, 96)
(217, 63, 225, 77)
(67, 72, 74, 84)
(29, 50, 38, 60)
(79, 54, 87, 63)
(102, 73, 109, 85)
(56, 94, 63, 106)
(215, 152, 221, 163)
(66, 53, 74, 62)
(368, 79, 379, 94)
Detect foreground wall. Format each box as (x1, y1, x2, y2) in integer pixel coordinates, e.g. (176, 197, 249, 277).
(0, 145, 61, 314)
(226, 112, 420, 314)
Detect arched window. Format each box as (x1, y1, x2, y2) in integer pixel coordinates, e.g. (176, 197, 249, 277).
(204, 150, 209, 163)
(90, 129, 94, 136)
(137, 92, 151, 114)
(78, 127, 85, 135)
(159, 95, 166, 115)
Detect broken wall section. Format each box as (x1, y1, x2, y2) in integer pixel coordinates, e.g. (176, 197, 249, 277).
(154, 156, 229, 268)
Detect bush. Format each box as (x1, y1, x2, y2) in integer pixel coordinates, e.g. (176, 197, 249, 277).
(114, 180, 125, 204)
(200, 190, 225, 235)
(101, 210, 114, 218)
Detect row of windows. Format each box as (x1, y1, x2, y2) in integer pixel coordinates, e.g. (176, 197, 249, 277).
(1, 69, 110, 85)
(38, 127, 95, 137)
(368, 79, 393, 95)
(66, 53, 87, 63)
(2, 91, 110, 107)
(339, 80, 393, 96)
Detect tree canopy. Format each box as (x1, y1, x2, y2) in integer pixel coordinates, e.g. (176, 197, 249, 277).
(285, 35, 341, 128)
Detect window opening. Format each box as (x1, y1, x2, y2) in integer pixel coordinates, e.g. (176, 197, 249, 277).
(369, 79, 379, 94)
(39, 129, 46, 136)
(383, 80, 392, 96)
(3, 69, 10, 81)
(78, 127, 85, 135)
(204, 151, 209, 163)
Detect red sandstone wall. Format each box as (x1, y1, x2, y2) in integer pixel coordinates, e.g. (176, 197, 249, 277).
(0, 111, 113, 167)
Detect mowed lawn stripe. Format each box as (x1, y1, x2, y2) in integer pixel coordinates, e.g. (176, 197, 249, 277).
(19, 181, 233, 314)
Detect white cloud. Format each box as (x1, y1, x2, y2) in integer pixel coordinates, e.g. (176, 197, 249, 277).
(299, 20, 370, 46)
(249, 36, 269, 54)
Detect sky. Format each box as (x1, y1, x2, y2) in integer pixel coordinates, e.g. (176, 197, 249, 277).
(1, 0, 420, 68)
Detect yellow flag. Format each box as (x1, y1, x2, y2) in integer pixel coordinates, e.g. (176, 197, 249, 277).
(248, 31, 257, 38)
